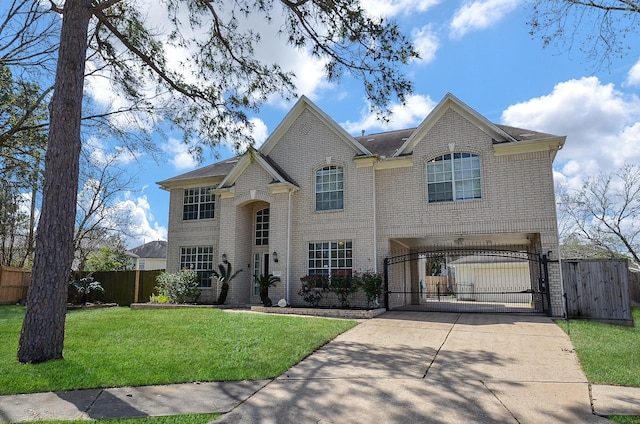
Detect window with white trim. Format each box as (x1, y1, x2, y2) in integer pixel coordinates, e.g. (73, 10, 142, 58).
(427, 153, 481, 203)
(183, 187, 215, 220)
(308, 240, 352, 276)
(255, 208, 269, 246)
(180, 246, 214, 287)
(315, 166, 344, 211)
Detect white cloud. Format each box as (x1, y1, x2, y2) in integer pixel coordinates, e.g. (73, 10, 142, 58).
(501, 76, 640, 185)
(412, 25, 440, 64)
(360, 0, 440, 18)
(162, 138, 199, 170)
(450, 0, 521, 39)
(625, 57, 640, 86)
(84, 137, 138, 166)
(112, 194, 167, 249)
(342, 94, 436, 134)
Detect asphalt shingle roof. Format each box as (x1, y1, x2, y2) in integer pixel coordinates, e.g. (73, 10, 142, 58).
(128, 240, 167, 259)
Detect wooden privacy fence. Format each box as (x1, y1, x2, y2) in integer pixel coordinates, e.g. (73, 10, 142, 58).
(82, 270, 163, 306)
(630, 272, 640, 306)
(0, 266, 31, 304)
(562, 259, 632, 325)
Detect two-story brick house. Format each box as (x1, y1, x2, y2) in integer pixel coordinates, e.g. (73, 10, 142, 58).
(157, 93, 566, 315)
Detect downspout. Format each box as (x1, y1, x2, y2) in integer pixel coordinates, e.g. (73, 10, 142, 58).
(372, 165, 377, 273)
(286, 189, 292, 303)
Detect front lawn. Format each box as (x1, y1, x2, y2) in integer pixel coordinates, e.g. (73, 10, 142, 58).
(556, 307, 640, 387)
(0, 306, 356, 395)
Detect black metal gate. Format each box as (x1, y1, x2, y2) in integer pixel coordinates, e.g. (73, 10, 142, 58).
(383, 249, 551, 315)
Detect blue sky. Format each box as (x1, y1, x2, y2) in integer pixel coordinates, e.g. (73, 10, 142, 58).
(77, 0, 640, 248)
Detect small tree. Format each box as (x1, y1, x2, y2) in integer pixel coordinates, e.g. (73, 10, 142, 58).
(211, 262, 242, 305)
(69, 276, 104, 305)
(85, 245, 132, 272)
(255, 274, 280, 307)
(155, 269, 200, 304)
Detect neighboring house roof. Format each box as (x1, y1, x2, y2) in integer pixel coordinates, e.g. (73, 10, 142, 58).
(128, 240, 167, 259)
(156, 94, 565, 188)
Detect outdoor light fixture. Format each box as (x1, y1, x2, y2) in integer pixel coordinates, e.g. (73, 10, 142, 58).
(222, 253, 228, 264)
(273, 251, 278, 263)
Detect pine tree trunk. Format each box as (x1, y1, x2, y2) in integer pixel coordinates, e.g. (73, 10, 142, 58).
(18, 0, 92, 363)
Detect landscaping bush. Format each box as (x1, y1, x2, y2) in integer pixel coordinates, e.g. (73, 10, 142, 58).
(354, 271, 383, 307)
(154, 270, 200, 303)
(328, 274, 358, 307)
(69, 276, 104, 305)
(298, 275, 329, 307)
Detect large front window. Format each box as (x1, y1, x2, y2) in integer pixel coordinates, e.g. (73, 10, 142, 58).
(308, 240, 352, 276)
(180, 246, 214, 287)
(183, 187, 215, 220)
(315, 166, 344, 211)
(427, 153, 481, 203)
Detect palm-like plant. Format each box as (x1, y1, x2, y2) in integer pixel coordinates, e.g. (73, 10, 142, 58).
(211, 262, 242, 304)
(255, 274, 281, 306)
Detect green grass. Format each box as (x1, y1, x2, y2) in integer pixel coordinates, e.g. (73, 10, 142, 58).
(30, 413, 218, 424)
(0, 305, 356, 395)
(609, 417, 640, 424)
(556, 308, 640, 387)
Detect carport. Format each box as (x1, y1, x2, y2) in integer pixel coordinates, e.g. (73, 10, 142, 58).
(383, 234, 552, 315)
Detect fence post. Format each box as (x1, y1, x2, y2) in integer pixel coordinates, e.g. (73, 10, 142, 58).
(541, 254, 552, 316)
(383, 258, 389, 311)
(134, 269, 140, 304)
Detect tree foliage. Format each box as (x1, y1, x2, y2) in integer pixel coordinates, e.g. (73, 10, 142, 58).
(0, 64, 47, 268)
(85, 243, 132, 272)
(529, 0, 640, 67)
(17, 0, 417, 364)
(558, 163, 640, 266)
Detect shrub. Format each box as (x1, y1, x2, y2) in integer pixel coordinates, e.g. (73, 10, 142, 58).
(69, 276, 104, 304)
(328, 273, 358, 307)
(149, 294, 170, 303)
(354, 271, 384, 307)
(155, 270, 201, 304)
(298, 275, 329, 307)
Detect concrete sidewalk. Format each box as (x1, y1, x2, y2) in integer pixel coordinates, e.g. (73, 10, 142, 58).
(1, 312, 638, 423)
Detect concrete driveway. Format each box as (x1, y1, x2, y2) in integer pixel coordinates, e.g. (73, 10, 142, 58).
(216, 311, 611, 424)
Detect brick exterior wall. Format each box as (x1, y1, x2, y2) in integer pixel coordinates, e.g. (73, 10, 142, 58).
(162, 100, 564, 315)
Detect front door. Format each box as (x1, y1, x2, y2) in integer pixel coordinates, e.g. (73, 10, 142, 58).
(252, 252, 270, 297)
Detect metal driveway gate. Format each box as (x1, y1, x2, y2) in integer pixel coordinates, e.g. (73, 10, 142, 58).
(383, 249, 551, 314)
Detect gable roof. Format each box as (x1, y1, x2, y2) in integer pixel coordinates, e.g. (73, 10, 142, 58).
(157, 93, 565, 187)
(395, 93, 518, 156)
(128, 240, 167, 259)
(156, 157, 240, 189)
(217, 148, 299, 190)
(355, 128, 415, 158)
(260, 95, 373, 157)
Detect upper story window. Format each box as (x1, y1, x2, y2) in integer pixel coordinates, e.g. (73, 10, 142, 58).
(427, 153, 481, 203)
(315, 166, 343, 211)
(183, 186, 215, 220)
(255, 208, 269, 246)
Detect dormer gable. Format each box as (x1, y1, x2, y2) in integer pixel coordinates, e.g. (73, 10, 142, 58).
(395, 93, 517, 157)
(215, 148, 299, 196)
(260, 95, 373, 157)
